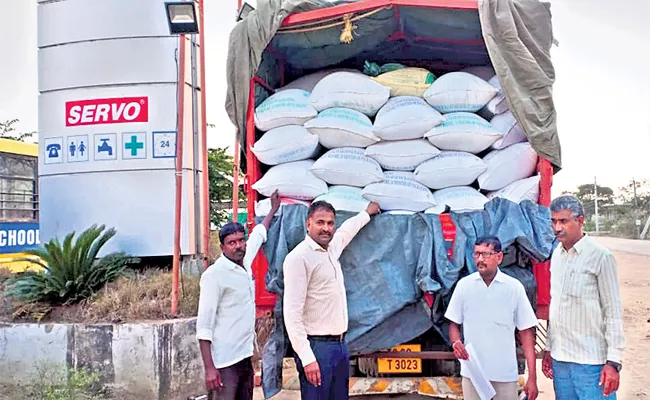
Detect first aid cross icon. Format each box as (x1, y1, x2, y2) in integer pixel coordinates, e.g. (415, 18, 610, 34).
(122, 132, 146, 160)
(125, 135, 144, 156)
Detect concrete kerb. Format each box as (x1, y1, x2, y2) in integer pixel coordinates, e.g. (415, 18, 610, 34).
(0, 317, 204, 399)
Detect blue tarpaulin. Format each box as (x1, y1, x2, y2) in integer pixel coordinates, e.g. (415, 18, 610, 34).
(258, 198, 556, 398)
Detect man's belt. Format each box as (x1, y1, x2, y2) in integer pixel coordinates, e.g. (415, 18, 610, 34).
(307, 333, 346, 342)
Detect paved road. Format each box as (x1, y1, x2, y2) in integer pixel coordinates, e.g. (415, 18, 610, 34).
(592, 236, 650, 257)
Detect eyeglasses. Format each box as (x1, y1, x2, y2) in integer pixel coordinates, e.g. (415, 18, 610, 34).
(473, 251, 499, 259)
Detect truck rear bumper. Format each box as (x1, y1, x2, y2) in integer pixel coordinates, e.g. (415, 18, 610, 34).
(350, 377, 464, 397)
(281, 375, 463, 397)
(282, 375, 526, 398)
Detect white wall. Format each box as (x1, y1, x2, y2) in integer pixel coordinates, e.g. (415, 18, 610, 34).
(37, 0, 204, 257)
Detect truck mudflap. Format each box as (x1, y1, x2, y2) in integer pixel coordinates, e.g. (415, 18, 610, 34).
(282, 375, 527, 398)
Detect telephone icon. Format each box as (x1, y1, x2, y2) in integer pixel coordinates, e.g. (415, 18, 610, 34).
(47, 143, 61, 158)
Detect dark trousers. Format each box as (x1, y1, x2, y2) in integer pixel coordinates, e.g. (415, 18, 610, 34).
(212, 357, 254, 400)
(294, 338, 350, 400)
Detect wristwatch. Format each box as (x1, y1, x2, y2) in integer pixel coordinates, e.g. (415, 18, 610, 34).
(606, 360, 622, 372)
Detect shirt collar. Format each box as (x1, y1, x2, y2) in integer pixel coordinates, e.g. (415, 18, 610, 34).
(305, 234, 327, 252)
(561, 234, 589, 254)
(472, 269, 506, 283)
(218, 254, 245, 271)
(493, 269, 506, 283)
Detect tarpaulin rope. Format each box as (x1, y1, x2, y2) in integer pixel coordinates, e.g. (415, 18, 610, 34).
(276, 6, 391, 44)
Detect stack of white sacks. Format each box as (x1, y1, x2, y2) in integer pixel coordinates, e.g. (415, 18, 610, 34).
(251, 66, 541, 215)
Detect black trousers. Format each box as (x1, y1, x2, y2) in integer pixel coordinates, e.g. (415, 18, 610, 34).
(211, 357, 254, 400)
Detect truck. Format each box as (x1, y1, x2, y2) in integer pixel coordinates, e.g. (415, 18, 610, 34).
(226, 0, 560, 397)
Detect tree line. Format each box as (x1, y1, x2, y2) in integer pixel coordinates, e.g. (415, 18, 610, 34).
(566, 180, 649, 238)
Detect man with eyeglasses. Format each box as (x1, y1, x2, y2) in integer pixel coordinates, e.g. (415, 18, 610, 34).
(445, 236, 539, 400)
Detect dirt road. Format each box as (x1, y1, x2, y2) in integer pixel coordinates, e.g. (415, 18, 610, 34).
(255, 237, 650, 400)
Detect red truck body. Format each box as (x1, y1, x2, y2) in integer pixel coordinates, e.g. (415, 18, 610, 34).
(234, 0, 554, 395)
(243, 0, 552, 322)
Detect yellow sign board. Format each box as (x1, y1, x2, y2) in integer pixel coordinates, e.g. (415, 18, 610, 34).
(377, 344, 422, 374)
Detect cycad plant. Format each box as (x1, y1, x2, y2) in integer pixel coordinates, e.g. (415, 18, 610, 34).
(5, 224, 139, 305)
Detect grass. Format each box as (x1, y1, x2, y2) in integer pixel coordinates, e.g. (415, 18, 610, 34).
(81, 269, 200, 323)
(0, 267, 13, 282)
(254, 315, 275, 370)
(1, 269, 200, 323)
(0, 267, 14, 320)
(0, 361, 107, 400)
(209, 230, 222, 263)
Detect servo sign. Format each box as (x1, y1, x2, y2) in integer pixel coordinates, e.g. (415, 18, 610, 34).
(65, 97, 149, 127)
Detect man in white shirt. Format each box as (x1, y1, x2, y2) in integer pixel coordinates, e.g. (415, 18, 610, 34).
(445, 236, 539, 400)
(196, 191, 280, 400)
(542, 195, 625, 399)
(283, 200, 380, 400)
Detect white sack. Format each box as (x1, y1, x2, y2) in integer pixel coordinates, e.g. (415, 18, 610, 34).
(362, 171, 436, 212)
(250, 125, 320, 165)
(308, 72, 390, 116)
(254, 89, 317, 131)
(478, 143, 538, 191)
(486, 175, 541, 203)
(372, 96, 445, 140)
(414, 151, 487, 189)
(490, 111, 528, 150)
(255, 198, 310, 216)
(310, 148, 384, 187)
(278, 69, 363, 92)
(252, 160, 327, 200)
(424, 112, 502, 154)
(304, 107, 380, 149)
(485, 75, 509, 115)
(426, 186, 489, 213)
(365, 139, 441, 171)
(314, 186, 370, 213)
(423, 72, 498, 113)
(460, 65, 496, 81)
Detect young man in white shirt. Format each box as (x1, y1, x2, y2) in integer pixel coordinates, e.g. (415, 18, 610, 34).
(196, 191, 280, 400)
(542, 195, 625, 399)
(445, 236, 539, 400)
(283, 200, 380, 400)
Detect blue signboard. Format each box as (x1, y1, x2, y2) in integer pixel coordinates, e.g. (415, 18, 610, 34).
(0, 222, 40, 254)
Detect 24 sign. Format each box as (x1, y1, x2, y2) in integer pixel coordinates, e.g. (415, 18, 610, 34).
(66, 97, 149, 127)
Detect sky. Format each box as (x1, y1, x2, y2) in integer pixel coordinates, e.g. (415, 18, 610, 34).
(1, 0, 649, 197)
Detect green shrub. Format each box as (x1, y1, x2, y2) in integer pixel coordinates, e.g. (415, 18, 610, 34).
(32, 362, 104, 400)
(5, 225, 139, 305)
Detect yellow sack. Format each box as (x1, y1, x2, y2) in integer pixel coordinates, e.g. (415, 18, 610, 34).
(371, 68, 436, 97)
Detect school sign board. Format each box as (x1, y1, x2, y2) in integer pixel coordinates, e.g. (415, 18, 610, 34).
(0, 223, 40, 255)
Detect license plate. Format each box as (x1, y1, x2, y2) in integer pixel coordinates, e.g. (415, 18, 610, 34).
(377, 344, 422, 373)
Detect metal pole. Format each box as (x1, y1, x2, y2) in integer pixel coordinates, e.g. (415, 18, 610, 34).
(633, 178, 641, 239)
(232, 0, 243, 223)
(198, 0, 210, 268)
(172, 35, 187, 316)
(191, 33, 201, 255)
(594, 176, 599, 234)
(641, 215, 650, 240)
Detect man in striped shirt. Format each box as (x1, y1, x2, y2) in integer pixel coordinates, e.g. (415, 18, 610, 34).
(283, 200, 380, 400)
(543, 195, 626, 399)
